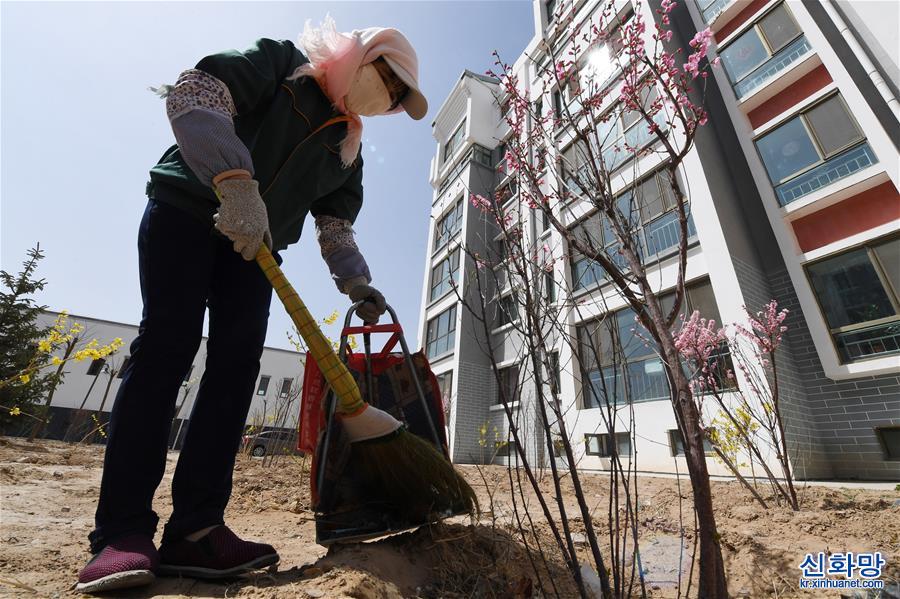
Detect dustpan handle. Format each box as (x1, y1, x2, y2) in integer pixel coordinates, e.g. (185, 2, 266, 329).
(342, 302, 442, 450)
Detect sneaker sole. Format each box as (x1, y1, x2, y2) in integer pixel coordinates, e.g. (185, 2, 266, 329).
(158, 553, 279, 579)
(75, 570, 155, 594)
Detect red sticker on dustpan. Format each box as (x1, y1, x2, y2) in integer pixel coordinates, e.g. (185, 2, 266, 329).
(298, 352, 326, 454)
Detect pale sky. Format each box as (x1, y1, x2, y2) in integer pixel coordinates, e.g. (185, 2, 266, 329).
(1, 1, 534, 350)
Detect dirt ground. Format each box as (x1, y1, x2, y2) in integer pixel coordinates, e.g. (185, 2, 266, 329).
(0, 437, 897, 598)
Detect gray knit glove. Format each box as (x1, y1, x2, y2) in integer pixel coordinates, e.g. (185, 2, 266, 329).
(213, 178, 272, 260)
(348, 284, 387, 324)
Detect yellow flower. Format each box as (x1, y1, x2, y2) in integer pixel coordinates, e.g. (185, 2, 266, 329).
(38, 339, 52, 353)
(18, 374, 30, 384)
(52, 356, 63, 365)
(9, 407, 21, 416)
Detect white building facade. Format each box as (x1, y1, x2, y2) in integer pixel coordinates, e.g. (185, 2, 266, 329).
(418, 0, 900, 479)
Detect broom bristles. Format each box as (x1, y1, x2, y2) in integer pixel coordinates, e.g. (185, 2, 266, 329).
(351, 429, 478, 522)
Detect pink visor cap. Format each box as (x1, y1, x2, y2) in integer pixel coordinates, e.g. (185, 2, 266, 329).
(356, 27, 428, 120)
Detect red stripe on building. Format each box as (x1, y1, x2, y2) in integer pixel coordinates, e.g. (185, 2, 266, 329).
(715, 0, 771, 42)
(748, 65, 833, 128)
(793, 181, 900, 252)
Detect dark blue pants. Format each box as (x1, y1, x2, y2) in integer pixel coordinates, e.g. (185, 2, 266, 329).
(89, 199, 276, 552)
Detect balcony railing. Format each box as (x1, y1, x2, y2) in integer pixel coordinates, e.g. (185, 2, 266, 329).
(734, 36, 812, 99)
(700, 0, 735, 24)
(775, 142, 878, 206)
(834, 318, 900, 363)
(643, 210, 697, 256)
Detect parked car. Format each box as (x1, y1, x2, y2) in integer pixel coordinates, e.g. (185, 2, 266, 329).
(241, 430, 302, 457)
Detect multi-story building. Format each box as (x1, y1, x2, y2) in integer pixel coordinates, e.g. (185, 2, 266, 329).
(417, 0, 899, 479)
(16, 311, 305, 446)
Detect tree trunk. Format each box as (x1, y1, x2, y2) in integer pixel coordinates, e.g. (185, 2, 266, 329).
(645, 292, 728, 598)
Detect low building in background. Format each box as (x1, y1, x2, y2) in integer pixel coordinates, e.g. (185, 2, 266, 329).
(20, 311, 304, 447)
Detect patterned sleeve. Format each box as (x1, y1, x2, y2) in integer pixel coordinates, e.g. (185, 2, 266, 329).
(315, 215, 372, 293)
(163, 69, 254, 187)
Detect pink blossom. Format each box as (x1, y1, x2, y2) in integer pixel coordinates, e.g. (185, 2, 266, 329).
(734, 300, 789, 354)
(505, 149, 520, 174)
(660, 0, 677, 14)
(470, 193, 492, 213)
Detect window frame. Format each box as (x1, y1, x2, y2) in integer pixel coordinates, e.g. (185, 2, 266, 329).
(429, 247, 461, 303)
(279, 377, 293, 399)
(577, 279, 734, 409)
(668, 428, 715, 456)
(717, 2, 803, 86)
(567, 168, 695, 292)
(433, 198, 464, 253)
(443, 118, 467, 164)
(754, 93, 866, 187)
(804, 233, 900, 364)
(874, 426, 900, 461)
(495, 364, 520, 405)
(256, 375, 271, 396)
(495, 293, 520, 330)
(426, 305, 458, 360)
(584, 432, 632, 457)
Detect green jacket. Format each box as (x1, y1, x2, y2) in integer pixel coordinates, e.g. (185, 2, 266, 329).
(147, 38, 364, 252)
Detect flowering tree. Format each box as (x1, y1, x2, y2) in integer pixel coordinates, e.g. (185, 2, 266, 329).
(26, 312, 124, 441)
(678, 301, 800, 510)
(457, 0, 729, 595)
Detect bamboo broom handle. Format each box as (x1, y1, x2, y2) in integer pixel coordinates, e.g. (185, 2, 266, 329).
(255, 245, 364, 415)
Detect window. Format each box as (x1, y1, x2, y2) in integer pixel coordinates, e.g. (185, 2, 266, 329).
(553, 90, 563, 118)
(548, 351, 561, 393)
(599, 86, 666, 171)
(443, 119, 466, 162)
(669, 429, 714, 456)
(183, 364, 194, 382)
(86, 358, 106, 376)
(436, 371, 453, 409)
(279, 378, 293, 399)
(561, 140, 592, 196)
(426, 306, 457, 359)
(581, 7, 632, 88)
(875, 427, 900, 460)
(433, 200, 464, 251)
(496, 365, 520, 404)
(257, 375, 271, 396)
(543, 268, 557, 303)
(430, 249, 460, 302)
(755, 95, 871, 204)
(585, 432, 631, 457)
(496, 294, 518, 328)
(806, 236, 900, 362)
(569, 169, 696, 290)
(720, 4, 801, 83)
(545, 0, 557, 22)
(578, 280, 732, 408)
(117, 356, 130, 379)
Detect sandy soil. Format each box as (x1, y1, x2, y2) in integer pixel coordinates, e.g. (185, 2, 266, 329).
(0, 437, 897, 598)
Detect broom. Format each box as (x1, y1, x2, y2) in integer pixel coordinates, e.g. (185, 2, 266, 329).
(254, 245, 477, 520)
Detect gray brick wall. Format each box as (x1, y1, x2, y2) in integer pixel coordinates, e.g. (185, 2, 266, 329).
(732, 256, 834, 479)
(733, 257, 900, 480)
(452, 359, 496, 463)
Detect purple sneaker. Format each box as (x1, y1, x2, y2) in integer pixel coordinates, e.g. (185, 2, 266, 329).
(158, 526, 279, 579)
(76, 534, 158, 594)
